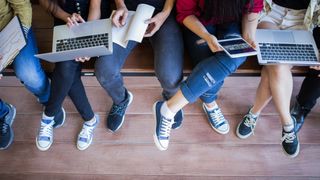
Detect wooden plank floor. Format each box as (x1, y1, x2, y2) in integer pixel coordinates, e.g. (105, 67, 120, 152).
(0, 76, 319, 179)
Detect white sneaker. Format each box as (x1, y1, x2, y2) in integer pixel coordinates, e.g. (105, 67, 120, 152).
(77, 115, 99, 151)
(36, 119, 54, 151)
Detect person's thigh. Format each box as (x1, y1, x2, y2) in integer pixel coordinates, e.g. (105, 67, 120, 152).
(183, 25, 216, 66)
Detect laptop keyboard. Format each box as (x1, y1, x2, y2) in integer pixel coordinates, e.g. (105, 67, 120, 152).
(56, 33, 109, 52)
(259, 43, 318, 62)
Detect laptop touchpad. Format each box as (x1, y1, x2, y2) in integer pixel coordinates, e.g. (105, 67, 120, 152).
(273, 31, 295, 43)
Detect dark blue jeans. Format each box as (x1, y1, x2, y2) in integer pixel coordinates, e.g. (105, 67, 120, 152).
(44, 61, 94, 121)
(95, 13, 184, 104)
(181, 23, 246, 103)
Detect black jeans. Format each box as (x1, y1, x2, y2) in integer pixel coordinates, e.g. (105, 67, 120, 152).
(296, 27, 320, 110)
(297, 69, 320, 110)
(44, 61, 94, 121)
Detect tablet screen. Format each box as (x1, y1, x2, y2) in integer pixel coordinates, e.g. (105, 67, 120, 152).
(219, 38, 256, 56)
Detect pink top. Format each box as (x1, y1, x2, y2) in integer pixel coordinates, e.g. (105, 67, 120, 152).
(176, 0, 264, 25)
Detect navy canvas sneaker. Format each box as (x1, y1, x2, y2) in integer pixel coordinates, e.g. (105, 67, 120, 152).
(202, 103, 229, 134)
(106, 90, 133, 132)
(53, 107, 66, 128)
(281, 117, 300, 158)
(236, 109, 258, 139)
(153, 101, 174, 151)
(171, 109, 184, 130)
(0, 103, 16, 150)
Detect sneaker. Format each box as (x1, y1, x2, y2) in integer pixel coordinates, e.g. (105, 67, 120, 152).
(77, 114, 100, 151)
(202, 103, 229, 134)
(171, 109, 184, 130)
(281, 117, 300, 158)
(153, 101, 174, 151)
(236, 109, 258, 139)
(53, 107, 66, 129)
(106, 90, 133, 132)
(0, 103, 16, 150)
(290, 101, 310, 132)
(36, 118, 54, 151)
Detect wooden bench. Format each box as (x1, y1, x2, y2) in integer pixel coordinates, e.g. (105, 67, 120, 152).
(5, 2, 308, 76)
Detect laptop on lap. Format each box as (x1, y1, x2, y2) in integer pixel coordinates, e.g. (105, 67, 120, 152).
(255, 29, 320, 66)
(35, 18, 112, 62)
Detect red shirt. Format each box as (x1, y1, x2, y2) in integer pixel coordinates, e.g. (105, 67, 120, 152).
(176, 0, 264, 25)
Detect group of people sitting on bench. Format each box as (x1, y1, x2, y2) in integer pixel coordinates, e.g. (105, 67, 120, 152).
(0, 0, 319, 158)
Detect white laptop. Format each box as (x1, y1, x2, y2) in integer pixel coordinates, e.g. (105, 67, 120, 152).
(35, 18, 113, 62)
(256, 29, 320, 66)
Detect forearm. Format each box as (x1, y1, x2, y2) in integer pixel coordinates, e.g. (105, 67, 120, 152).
(162, 0, 175, 15)
(39, 0, 70, 23)
(242, 13, 259, 40)
(87, 0, 101, 21)
(114, 0, 126, 9)
(183, 15, 211, 41)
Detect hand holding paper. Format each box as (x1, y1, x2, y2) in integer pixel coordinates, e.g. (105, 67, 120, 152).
(112, 4, 155, 48)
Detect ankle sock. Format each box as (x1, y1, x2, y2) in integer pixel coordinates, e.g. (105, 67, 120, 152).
(85, 116, 97, 126)
(249, 108, 259, 118)
(160, 102, 175, 120)
(204, 102, 218, 111)
(283, 124, 294, 132)
(42, 113, 54, 121)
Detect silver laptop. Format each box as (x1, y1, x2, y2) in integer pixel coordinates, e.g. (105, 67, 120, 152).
(35, 18, 112, 62)
(256, 29, 320, 66)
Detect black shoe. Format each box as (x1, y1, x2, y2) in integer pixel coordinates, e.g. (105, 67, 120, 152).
(281, 117, 300, 158)
(53, 107, 66, 128)
(0, 103, 16, 150)
(290, 101, 310, 132)
(171, 109, 184, 130)
(106, 91, 133, 132)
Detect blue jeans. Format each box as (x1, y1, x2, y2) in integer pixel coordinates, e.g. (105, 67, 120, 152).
(12, 29, 50, 104)
(95, 13, 184, 104)
(180, 23, 246, 103)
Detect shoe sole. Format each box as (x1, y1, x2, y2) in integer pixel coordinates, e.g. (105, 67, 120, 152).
(77, 114, 100, 151)
(202, 104, 230, 135)
(0, 105, 17, 150)
(54, 108, 66, 129)
(36, 137, 53, 151)
(152, 102, 168, 151)
(107, 91, 133, 133)
(282, 138, 300, 158)
(236, 122, 253, 139)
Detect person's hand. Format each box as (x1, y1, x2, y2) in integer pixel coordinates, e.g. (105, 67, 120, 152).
(310, 66, 320, 77)
(75, 57, 90, 62)
(203, 34, 223, 53)
(242, 33, 257, 49)
(112, 6, 128, 28)
(144, 11, 169, 37)
(66, 13, 86, 28)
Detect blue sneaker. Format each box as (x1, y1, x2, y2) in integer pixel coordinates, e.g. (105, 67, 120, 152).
(172, 109, 184, 130)
(77, 114, 99, 151)
(202, 103, 229, 134)
(0, 103, 16, 150)
(36, 118, 54, 151)
(236, 109, 258, 139)
(53, 107, 66, 128)
(153, 101, 174, 151)
(106, 90, 133, 132)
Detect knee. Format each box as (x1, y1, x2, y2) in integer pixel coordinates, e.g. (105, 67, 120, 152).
(266, 65, 292, 81)
(157, 72, 182, 89)
(17, 70, 48, 92)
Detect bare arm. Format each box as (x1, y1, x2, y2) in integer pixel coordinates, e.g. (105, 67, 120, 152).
(182, 15, 222, 52)
(241, 13, 259, 48)
(87, 0, 102, 21)
(39, 0, 70, 23)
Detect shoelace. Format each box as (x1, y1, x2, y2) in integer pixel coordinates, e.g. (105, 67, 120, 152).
(0, 121, 8, 135)
(79, 124, 95, 141)
(110, 103, 127, 116)
(209, 108, 225, 125)
(281, 131, 296, 143)
(39, 121, 53, 139)
(244, 115, 257, 135)
(159, 116, 174, 139)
